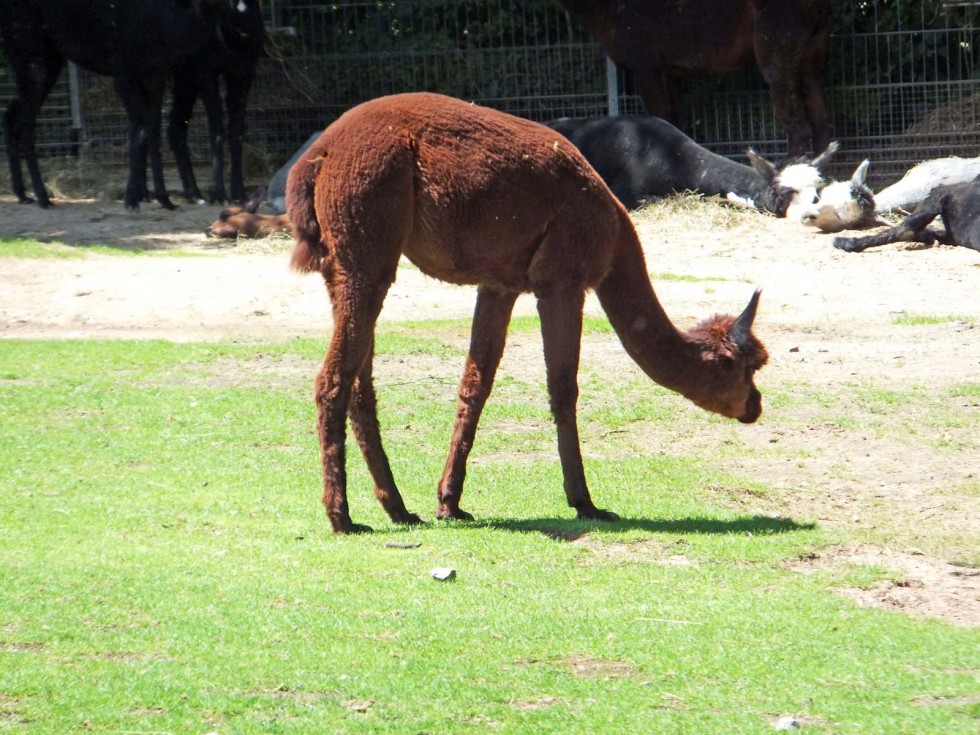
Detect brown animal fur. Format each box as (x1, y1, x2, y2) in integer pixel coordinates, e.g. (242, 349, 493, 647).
(205, 207, 291, 239)
(286, 92, 769, 534)
(558, 0, 831, 158)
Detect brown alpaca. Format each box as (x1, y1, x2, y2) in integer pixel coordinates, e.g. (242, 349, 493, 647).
(287, 92, 769, 534)
(205, 200, 291, 239)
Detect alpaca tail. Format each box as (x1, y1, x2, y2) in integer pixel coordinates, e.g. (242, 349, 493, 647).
(286, 136, 328, 273)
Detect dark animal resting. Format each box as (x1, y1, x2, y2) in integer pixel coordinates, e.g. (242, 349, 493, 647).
(0, 0, 224, 210)
(169, 0, 265, 204)
(557, 0, 832, 158)
(287, 92, 769, 534)
(205, 187, 290, 238)
(546, 115, 836, 216)
(834, 177, 980, 254)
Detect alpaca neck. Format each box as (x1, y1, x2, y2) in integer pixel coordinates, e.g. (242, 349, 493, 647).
(595, 227, 704, 396)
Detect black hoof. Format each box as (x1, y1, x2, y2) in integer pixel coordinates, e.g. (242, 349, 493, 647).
(576, 507, 620, 522)
(392, 512, 426, 527)
(437, 507, 475, 522)
(833, 237, 861, 252)
(332, 521, 373, 535)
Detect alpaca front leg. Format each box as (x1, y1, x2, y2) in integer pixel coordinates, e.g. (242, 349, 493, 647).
(437, 287, 518, 520)
(537, 289, 618, 522)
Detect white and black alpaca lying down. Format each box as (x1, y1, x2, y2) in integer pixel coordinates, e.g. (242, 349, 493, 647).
(802, 155, 980, 232)
(546, 115, 837, 218)
(833, 176, 980, 253)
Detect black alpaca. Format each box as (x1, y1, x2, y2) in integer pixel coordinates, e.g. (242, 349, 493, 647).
(168, 0, 265, 204)
(0, 0, 223, 210)
(547, 115, 836, 217)
(834, 177, 980, 253)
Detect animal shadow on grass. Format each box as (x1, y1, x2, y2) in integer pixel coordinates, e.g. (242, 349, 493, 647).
(464, 515, 815, 542)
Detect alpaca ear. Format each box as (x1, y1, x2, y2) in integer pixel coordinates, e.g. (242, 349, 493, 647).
(810, 140, 840, 169)
(729, 289, 761, 348)
(746, 149, 777, 181)
(851, 159, 870, 187)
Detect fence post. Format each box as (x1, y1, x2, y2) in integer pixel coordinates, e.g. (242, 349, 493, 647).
(605, 57, 619, 116)
(67, 62, 82, 156)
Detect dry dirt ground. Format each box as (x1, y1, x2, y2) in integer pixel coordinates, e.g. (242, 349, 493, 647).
(1, 195, 978, 627)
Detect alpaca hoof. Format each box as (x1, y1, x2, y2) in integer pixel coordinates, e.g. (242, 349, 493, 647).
(833, 237, 860, 252)
(207, 185, 228, 204)
(331, 520, 373, 535)
(576, 506, 620, 522)
(392, 512, 425, 527)
(437, 506, 474, 522)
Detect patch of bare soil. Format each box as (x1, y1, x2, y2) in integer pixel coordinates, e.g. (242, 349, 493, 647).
(788, 543, 980, 628)
(1, 195, 978, 627)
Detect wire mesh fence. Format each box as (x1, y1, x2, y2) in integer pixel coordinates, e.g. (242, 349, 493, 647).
(0, 0, 977, 195)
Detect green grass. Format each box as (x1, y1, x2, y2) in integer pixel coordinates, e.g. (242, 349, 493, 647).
(0, 237, 202, 259)
(1, 337, 978, 734)
(891, 312, 976, 326)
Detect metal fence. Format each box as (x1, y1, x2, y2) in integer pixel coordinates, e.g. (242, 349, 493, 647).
(1, 1, 977, 193)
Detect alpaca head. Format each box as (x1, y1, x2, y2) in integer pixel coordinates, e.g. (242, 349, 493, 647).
(746, 142, 839, 219)
(684, 290, 769, 423)
(801, 160, 880, 232)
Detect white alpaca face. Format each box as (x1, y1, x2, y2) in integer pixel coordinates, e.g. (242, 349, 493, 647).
(800, 181, 868, 231)
(801, 160, 875, 231)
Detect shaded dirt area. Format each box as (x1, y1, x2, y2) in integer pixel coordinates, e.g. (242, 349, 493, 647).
(1, 195, 978, 626)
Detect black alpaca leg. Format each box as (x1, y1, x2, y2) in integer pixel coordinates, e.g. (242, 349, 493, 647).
(224, 69, 256, 203)
(168, 67, 204, 203)
(2, 41, 64, 208)
(834, 208, 942, 253)
(198, 72, 228, 204)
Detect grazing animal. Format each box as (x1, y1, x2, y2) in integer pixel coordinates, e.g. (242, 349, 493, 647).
(547, 115, 837, 217)
(0, 0, 224, 210)
(834, 176, 980, 253)
(557, 0, 832, 158)
(804, 156, 980, 232)
(169, 0, 265, 204)
(287, 92, 769, 534)
(205, 187, 290, 238)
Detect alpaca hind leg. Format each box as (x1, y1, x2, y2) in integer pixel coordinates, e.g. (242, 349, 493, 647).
(224, 69, 255, 203)
(437, 286, 519, 521)
(144, 79, 175, 210)
(168, 68, 204, 203)
(348, 339, 424, 527)
(800, 65, 831, 155)
(198, 71, 228, 203)
(537, 287, 618, 522)
(4, 41, 64, 207)
(316, 279, 393, 533)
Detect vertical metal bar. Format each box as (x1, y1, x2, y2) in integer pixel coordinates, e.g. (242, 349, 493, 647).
(68, 62, 82, 130)
(67, 61, 82, 156)
(605, 56, 619, 116)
